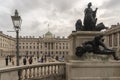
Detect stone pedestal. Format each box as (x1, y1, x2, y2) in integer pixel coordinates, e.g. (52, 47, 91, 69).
(66, 61, 120, 80)
(66, 31, 120, 80)
(68, 31, 104, 60)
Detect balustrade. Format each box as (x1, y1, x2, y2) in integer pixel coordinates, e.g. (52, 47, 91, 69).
(0, 62, 66, 80)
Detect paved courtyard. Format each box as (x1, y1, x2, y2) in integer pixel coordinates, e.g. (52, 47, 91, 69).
(0, 56, 59, 68)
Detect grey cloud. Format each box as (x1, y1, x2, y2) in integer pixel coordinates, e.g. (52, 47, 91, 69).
(45, 0, 80, 12)
(100, 0, 120, 9)
(11, 0, 42, 13)
(96, 0, 120, 26)
(99, 0, 120, 18)
(1, 0, 120, 37)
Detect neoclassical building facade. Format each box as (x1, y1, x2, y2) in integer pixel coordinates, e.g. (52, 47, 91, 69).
(0, 31, 15, 57)
(0, 31, 70, 58)
(19, 31, 70, 58)
(105, 23, 120, 56)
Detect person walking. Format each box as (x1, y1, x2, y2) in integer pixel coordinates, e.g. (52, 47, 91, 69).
(29, 56, 33, 64)
(5, 56, 8, 66)
(41, 56, 44, 63)
(23, 57, 27, 65)
(9, 56, 11, 62)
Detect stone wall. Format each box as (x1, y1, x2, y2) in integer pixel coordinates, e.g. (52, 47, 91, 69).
(66, 61, 120, 80)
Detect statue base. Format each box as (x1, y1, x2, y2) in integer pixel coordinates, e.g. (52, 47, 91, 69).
(66, 60, 120, 80)
(68, 31, 104, 60)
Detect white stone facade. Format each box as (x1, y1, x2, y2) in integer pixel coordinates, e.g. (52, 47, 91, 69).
(0, 31, 70, 58)
(0, 31, 15, 57)
(19, 31, 70, 58)
(105, 23, 120, 56)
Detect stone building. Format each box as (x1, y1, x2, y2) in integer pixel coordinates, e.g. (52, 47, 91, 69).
(19, 31, 70, 59)
(0, 30, 70, 59)
(0, 31, 15, 57)
(2, 23, 120, 58)
(105, 23, 120, 56)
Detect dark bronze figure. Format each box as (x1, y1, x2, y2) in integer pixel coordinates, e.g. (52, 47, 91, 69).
(75, 2, 107, 31)
(75, 19, 83, 31)
(83, 2, 97, 31)
(75, 35, 120, 60)
(95, 23, 108, 31)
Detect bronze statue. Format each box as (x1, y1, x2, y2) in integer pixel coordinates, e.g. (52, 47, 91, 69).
(75, 35, 120, 60)
(84, 2, 97, 31)
(75, 2, 107, 31)
(75, 19, 83, 31)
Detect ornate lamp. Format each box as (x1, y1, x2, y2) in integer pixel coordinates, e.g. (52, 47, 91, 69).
(11, 9, 22, 31)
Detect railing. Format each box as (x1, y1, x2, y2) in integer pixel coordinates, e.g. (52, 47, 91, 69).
(0, 62, 66, 80)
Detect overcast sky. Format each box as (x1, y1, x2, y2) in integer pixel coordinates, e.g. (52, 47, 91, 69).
(0, 0, 120, 37)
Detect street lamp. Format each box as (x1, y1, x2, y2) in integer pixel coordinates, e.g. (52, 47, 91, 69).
(11, 9, 22, 66)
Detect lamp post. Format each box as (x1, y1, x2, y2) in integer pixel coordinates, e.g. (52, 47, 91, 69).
(11, 10, 22, 66)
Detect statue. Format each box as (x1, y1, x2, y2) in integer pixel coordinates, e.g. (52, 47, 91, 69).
(75, 2, 107, 31)
(75, 35, 120, 60)
(83, 2, 97, 31)
(75, 19, 83, 31)
(95, 23, 108, 31)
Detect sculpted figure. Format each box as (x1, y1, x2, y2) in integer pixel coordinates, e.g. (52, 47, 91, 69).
(75, 19, 83, 31)
(83, 2, 98, 31)
(76, 35, 120, 60)
(95, 23, 108, 31)
(75, 2, 108, 31)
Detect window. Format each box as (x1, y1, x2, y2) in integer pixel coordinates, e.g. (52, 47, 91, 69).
(51, 43, 53, 49)
(30, 51, 32, 54)
(63, 46, 64, 49)
(19, 46, 21, 49)
(41, 45, 42, 49)
(113, 33, 118, 46)
(63, 52, 64, 55)
(23, 46, 24, 49)
(66, 52, 68, 55)
(30, 46, 32, 49)
(59, 43, 61, 45)
(66, 46, 68, 49)
(34, 46, 35, 49)
(59, 46, 61, 49)
(34, 51, 35, 55)
(56, 51, 58, 54)
(37, 46, 39, 49)
(59, 52, 61, 54)
(45, 43, 47, 47)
